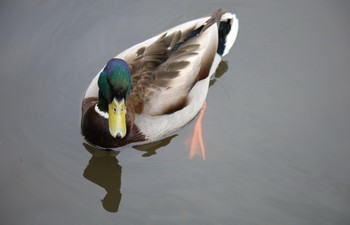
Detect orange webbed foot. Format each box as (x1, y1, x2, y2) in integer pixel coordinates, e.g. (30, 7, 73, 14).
(188, 102, 207, 160)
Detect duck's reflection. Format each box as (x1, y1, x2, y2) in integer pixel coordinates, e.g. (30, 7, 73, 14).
(83, 143, 122, 213)
(82, 135, 177, 212)
(132, 134, 178, 157)
(209, 60, 228, 87)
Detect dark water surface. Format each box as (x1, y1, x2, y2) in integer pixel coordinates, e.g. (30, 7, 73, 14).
(1, 0, 350, 224)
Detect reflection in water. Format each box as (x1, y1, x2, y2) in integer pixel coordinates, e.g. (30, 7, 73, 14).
(209, 60, 228, 87)
(133, 134, 178, 157)
(82, 136, 175, 213)
(83, 144, 122, 213)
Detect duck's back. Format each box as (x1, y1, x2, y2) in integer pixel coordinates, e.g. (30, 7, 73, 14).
(82, 9, 239, 145)
(125, 9, 238, 116)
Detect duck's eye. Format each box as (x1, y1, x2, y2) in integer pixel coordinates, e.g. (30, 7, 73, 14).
(113, 108, 117, 113)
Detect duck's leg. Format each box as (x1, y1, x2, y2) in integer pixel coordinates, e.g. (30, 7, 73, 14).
(188, 102, 207, 160)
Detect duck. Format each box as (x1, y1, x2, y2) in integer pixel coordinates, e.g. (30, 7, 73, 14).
(81, 9, 239, 148)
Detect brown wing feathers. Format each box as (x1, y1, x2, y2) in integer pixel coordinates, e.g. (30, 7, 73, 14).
(128, 9, 225, 115)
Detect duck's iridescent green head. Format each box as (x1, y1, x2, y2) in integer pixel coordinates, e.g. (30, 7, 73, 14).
(97, 58, 132, 139)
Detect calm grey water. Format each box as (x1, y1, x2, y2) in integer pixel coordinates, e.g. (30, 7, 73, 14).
(1, 0, 350, 224)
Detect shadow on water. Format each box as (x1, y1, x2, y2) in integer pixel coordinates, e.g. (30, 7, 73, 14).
(83, 143, 122, 213)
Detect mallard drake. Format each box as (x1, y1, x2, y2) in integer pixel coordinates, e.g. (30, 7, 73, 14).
(81, 9, 239, 148)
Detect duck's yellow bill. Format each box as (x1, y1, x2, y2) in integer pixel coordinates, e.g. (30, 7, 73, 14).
(108, 98, 126, 138)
